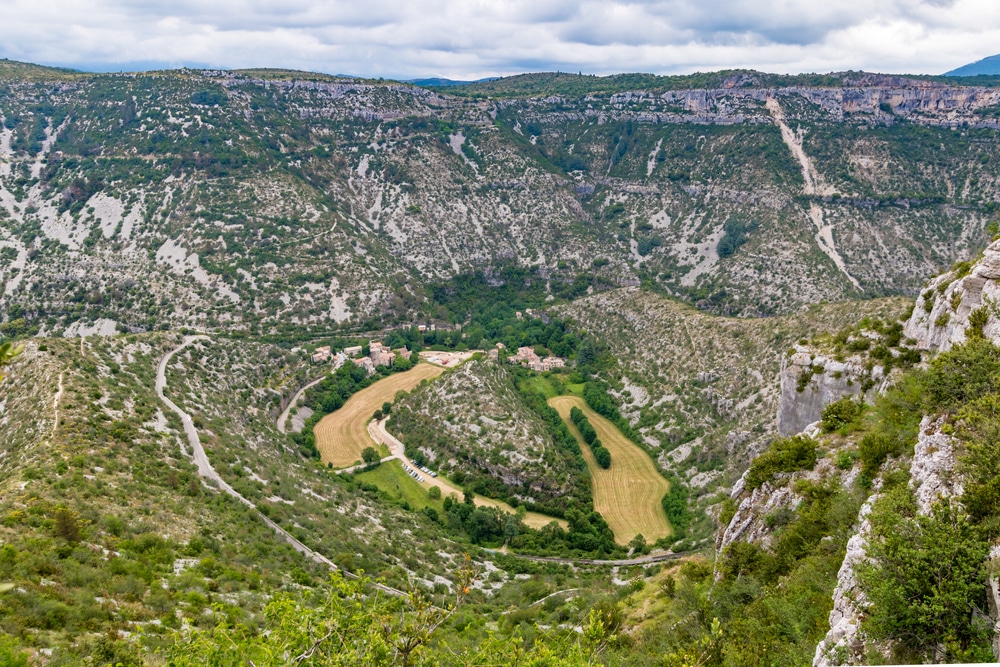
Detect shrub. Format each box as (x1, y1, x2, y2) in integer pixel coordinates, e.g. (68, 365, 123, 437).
(745, 435, 818, 490)
(820, 396, 863, 433)
(858, 431, 901, 478)
(593, 446, 611, 469)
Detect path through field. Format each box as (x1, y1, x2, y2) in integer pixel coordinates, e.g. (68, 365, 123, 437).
(314, 363, 446, 468)
(548, 396, 672, 545)
(368, 419, 567, 531)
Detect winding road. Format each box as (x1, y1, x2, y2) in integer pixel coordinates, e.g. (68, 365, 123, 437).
(368, 418, 567, 531)
(156, 336, 408, 597)
(276, 374, 328, 434)
(158, 337, 685, 574)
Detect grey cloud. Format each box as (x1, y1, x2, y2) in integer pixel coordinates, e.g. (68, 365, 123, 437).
(0, 0, 996, 78)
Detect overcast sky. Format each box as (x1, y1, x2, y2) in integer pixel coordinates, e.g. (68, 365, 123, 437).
(0, 0, 997, 79)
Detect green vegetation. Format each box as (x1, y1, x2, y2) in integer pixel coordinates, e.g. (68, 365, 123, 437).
(570, 406, 611, 469)
(744, 435, 818, 490)
(293, 361, 408, 459)
(859, 487, 993, 663)
(819, 396, 863, 433)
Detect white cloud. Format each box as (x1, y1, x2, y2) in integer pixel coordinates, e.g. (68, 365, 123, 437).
(0, 0, 997, 78)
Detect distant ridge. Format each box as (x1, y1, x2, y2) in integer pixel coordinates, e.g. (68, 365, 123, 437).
(406, 76, 500, 87)
(946, 54, 1000, 76)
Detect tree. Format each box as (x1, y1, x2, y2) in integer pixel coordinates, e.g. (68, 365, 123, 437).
(427, 486, 441, 500)
(361, 447, 380, 466)
(53, 507, 82, 543)
(858, 487, 992, 662)
(593, 446, 611, 469)
(382, 401, 392, 415)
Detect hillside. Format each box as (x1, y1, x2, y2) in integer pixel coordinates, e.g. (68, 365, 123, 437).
(557, 289, 910, 487)
(388, 358, 591, 515)
(0, 64, 999, 338)
(947, 54, 1000, 77)
(0, 334, 498, 661)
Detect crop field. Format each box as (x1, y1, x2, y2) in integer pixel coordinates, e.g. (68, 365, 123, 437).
(548, 396, 672, 545)
(314, 363, 445, 468)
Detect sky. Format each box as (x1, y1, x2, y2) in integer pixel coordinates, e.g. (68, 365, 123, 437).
(0, 0, 998, 79)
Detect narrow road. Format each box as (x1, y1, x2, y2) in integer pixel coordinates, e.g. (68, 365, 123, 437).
(50, 372, 63, 437)
(156, 336, 407, 597)
(276, 374, 328, 434)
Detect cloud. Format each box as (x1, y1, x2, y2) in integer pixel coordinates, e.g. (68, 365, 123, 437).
(0, 0, 997, 78)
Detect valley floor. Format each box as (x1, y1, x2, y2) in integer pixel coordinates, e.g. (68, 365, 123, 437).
(549, 396, 672, 544)
(313, 363, 445, 467)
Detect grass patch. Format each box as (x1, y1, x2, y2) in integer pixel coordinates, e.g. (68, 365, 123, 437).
(355, 461, 446, 514)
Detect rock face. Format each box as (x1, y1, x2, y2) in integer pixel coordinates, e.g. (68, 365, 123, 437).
(776, 348, 878, 436)
(813, 494, 879, 667)
(987, 545, 1000, 660)
(904, 239, 1000, 352)
(909, 416, 963, 513)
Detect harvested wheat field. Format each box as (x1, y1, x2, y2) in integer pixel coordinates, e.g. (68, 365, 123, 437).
(549, 396, 672, 545)
(315, 363, 445, 468)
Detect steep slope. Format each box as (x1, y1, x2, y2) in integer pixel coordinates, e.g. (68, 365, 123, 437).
(0, 64, 998, 335)
(0, 334, 478, 661)
(557, 289, 910, 489)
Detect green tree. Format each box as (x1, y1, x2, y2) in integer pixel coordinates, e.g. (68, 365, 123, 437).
(427, 486, 441, 500)
(362, 447, 380, 466)
(858, 487, 992, 662)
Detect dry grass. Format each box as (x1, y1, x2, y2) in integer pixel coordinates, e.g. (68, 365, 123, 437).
(314, 364, 445, 468)
(549, 395, 672, 545)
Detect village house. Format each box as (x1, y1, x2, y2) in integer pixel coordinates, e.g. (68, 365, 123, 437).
(542, 356, 565, 371)
(344, 345, 363, 357)
(310, 345, 332, 363)
(353, 356, 376, 376)
(393, 347, 412, 360)
(369, 341, 396, 367)
(505, 345, 567, 372)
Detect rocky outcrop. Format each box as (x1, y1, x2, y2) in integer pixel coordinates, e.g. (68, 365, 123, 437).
(987, 545, 1000, 660)
(904, 239, 1000, 352)
(909, 416, 963, 513)
(813, 494, 879, 667)
(777, 348, 882, 436)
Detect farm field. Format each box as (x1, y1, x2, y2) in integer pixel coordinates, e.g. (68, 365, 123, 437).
(548, 395, 672, 545)
(314, 363, 445, 468)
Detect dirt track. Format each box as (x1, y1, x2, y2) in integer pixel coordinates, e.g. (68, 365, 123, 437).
(314, 363, 445, 468)
(549, 396, 672, 545)
(368, 419, 567, 531)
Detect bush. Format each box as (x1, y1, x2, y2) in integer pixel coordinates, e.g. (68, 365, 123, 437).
(428, 486, 442, 500)
(820, 397, 863, 433)
(593, 446, 611, 469)
(858, 431, 901, 478)
(924, 337, 1000, 411)
(859, 488, 992, 662)
(745, 436, 818, 490)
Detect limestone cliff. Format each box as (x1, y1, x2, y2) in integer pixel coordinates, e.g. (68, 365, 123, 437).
(904, 238, 1000, 352)
(776, 347, 886, 436)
